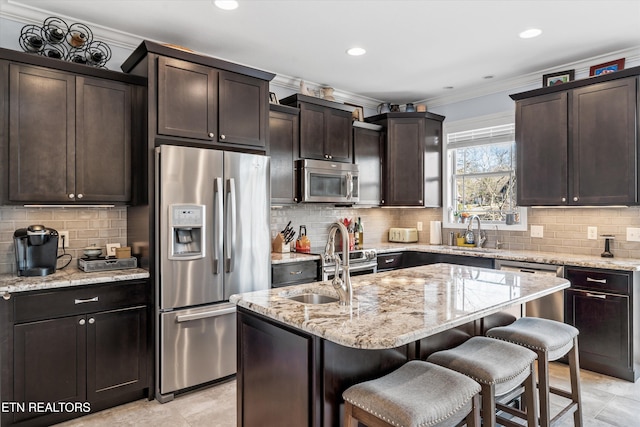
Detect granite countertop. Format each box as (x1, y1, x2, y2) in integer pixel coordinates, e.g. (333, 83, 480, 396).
(231, 263, 570, 350)
(271, 251, 321, 264)
(0, 267, 150, 298)
(272, 244, 640, 271)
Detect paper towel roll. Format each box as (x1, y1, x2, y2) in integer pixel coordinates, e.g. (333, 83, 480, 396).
(430, 221, 442, 245)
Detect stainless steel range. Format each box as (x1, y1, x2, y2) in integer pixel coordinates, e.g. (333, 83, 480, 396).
(320, 247, 377, 280)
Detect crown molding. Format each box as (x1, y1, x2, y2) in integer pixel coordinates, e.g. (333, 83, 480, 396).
(423, 47, 640, 109)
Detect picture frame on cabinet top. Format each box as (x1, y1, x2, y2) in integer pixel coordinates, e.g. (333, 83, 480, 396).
(269, 92, 279, 104)
(542, 69, 575, 87)
(589, 58, 625, 76)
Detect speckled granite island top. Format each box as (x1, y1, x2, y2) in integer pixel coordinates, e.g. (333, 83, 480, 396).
(231, 263, 570, 350)
(0, 267, 150, 297)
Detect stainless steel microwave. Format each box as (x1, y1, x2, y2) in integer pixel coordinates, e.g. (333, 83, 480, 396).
(296, 159, 359, 203)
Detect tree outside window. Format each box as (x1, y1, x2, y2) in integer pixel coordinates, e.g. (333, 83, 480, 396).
(446, 123, 525, 228)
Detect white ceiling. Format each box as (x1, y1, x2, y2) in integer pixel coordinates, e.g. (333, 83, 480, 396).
(3, 0, 640, 105)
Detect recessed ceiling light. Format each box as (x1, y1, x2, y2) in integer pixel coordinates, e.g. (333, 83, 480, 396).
(519, 28, 542, 39)
(214, 1, 239, 10)
(346, 47, 366, 56)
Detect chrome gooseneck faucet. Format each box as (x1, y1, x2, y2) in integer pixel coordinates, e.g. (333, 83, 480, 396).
(324, 221, 352, 306)
(466, 215, 487, 248)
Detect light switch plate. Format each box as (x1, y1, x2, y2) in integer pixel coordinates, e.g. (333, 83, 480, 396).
(106, 243, 121, 257)
(587, 227, 598, 240)
(530, 225, 544, 238)
(417, 221, 423, 231)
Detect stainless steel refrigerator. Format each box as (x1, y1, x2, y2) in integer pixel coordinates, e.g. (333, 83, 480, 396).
(155, 144, 270, 402)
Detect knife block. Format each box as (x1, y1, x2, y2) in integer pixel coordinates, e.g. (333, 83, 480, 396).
(272, 233, 290, 253)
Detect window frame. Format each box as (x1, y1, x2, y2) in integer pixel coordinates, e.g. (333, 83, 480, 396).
(442, 112, 528, 231)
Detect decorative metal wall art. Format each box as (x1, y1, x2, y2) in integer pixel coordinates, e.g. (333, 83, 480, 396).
(19, 16, 112, 68)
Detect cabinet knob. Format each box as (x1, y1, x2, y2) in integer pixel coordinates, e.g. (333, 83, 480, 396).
(419, 200, 423, 204)
(220, 134, 226, 140)
(328, 155, 332, 159)
(324, 154, 329, 159)
(77, 193, 83, 199)
(88, 318, 95, 324)
(294, 197, 298, 202)
(573, 196, 579, 202)
(208, 132, 215, 138)
(79, 318, 85, 325)
(68, 193, 75, 199)
(561, 197, 566, 202)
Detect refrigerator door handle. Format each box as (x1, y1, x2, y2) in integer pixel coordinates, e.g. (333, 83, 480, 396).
(226, 178, 237, 273)
(213, 177, 223, 274)
(175, 306, 236, 322)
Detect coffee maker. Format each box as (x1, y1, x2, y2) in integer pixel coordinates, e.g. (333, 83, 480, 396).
(14, 225, 59, 276)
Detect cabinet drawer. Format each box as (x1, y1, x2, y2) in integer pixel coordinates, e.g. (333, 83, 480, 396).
(14, 280, 149, 323)
(377, 253, 403, 271)
(565, 268, 630, 294)
(272, 261, 318, 287)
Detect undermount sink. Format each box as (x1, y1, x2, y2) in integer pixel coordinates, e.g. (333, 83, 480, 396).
(287, 293, 339, 304)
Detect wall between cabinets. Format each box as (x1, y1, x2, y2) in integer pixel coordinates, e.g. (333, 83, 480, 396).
(0, 206, 128, 275)
(2, 204, 639, 275)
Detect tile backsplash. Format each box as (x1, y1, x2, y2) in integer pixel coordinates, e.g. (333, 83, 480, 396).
(2, 204, 639, 275)
(272, 205, 640, 260)
(0, 206, 128, 274)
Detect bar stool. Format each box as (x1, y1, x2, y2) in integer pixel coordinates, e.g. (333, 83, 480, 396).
(342, 360, 482, 427)
(427, 336, 538, 427)
(487, 317, 583, 427)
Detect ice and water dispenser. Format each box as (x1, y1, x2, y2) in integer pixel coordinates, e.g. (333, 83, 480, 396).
(169, 204, 205, 260)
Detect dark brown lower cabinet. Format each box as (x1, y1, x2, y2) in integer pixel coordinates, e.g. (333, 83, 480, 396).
(564, 267, 638, 382)
(3, 280, 150, 426)
(237, 308, 410, 427)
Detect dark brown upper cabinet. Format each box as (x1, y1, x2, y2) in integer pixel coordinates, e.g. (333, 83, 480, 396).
(8, 63, 132, 204)
(157, 56, 268, 148)
(269, 104, 300, 204)
(368, 112, 444, 207)
(280, 94, 354, 163)
(512, 69, 640, 206)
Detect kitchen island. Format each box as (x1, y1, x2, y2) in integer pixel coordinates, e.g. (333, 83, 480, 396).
(231, 263, 570, 427)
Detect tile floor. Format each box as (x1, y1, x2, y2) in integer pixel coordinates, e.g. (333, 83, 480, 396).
(57, 363, 639, 426)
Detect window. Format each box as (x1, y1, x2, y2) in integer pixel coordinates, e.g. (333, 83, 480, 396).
(444, 119, 527, 230)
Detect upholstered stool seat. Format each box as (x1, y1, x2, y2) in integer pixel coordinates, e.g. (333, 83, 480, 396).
(427, 336, 538, 427)
(487, 317, 583, 427)
(342, 360, 481, 427)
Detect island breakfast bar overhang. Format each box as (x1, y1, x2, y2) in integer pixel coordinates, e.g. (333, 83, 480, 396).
(231, 263, 571, 427)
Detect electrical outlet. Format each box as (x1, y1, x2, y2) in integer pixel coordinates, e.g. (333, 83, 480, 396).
(530, 225, 544, 238)
(587, 226, 598, 240)
(417, 221, 423, 231)
(626, 227, 640, 242)
(58, 230, 69, 248)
